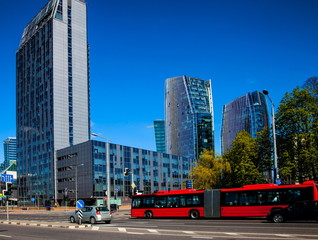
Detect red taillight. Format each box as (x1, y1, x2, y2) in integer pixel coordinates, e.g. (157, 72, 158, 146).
(96, 211, 101, 215)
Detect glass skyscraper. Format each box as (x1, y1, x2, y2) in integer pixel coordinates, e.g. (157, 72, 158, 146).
(221, 91, 269, 153)
(2, 137, 17, 171)
(16, 0, 90, 204)
(153, 119, 166, 153)
(165, 76, 214, 159)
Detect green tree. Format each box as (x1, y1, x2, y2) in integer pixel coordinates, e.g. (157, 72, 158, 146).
(276, 87, 318, 183)
(190, 149, 231, 189)
(223, 131, 264, 187)
(255, 126, 273, 178)
(303, 76, 318, 96)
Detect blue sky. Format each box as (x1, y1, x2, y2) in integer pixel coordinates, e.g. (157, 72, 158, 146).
(0, 0, 317, 162)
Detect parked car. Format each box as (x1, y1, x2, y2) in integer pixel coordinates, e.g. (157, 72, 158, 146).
(267, 200, 318, 223)
(69, 206, 112, 224)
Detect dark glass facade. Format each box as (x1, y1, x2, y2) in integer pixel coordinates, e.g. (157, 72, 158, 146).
(153, 119, 166, 153)
(56, 140, 192, 206)
(221, 91, 269, 153)
(16, 0, 89, 205)
(165, 76, 214, 159)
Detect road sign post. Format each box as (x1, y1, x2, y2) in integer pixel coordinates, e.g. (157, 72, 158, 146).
(78, 209, 83, 225)
(76, 200, 84, 225)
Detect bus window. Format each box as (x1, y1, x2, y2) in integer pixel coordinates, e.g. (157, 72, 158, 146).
(155, 196, 167, 208)
(268, 191, 281, 203)
(132, 198, 141, 208)
(143, 197, 155, 208)
(257, 191, 268, 205)
(186, 194, 203, 207)
(239, 192, 257, 206)
(223, 192, 238, 206)
(167, 195, 180, 208)
(180, 195, 187, 207)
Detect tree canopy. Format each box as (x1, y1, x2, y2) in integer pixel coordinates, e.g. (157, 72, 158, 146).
(223, 131, 265, 187)
(190, 149, 231, 189)
(276, 86, 318, 183)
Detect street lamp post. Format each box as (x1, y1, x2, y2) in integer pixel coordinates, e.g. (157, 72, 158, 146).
(91, 133, 111, 211)
(75, 163, 84, 203)
(263, 89, 279, 183)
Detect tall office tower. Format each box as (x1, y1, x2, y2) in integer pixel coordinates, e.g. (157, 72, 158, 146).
(221, 91, 269, 154)
(16, 0, 90, 204)
(165, 76, 214, 159)
(153, 119, 166, 153)
(2, 137, 17, 171)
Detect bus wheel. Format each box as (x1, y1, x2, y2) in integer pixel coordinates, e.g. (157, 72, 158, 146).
(144, 210, 153, 219)
(189, 210, 200, 219)
(272, 214, 284, 223)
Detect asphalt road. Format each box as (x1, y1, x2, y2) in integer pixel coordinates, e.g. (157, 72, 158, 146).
(0, 208, 317, 240)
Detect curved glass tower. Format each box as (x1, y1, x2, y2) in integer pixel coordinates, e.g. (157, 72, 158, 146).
(16, 0, 90, 204)
(165, 76, 214, 159)
(221, 91, 269, 154)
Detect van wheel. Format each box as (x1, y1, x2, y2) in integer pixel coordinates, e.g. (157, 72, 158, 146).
(272, 214, 284, 223)
(144, 210, 153, 219)
(189, 210, 200, 219)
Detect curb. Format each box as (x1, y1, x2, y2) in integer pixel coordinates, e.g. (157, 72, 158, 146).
(0, 220, 91, 229)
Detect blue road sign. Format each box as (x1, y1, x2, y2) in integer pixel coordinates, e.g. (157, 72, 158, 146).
(31, 198, 35, 202)
(186, 180, 193, 189)
(1, 174, 13, 183)
(275, 178, 282, 185)
(76, 200, 85, 209)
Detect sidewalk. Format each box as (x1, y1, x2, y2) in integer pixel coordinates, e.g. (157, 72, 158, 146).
(0, 207, 131, 229)
(0, 220, 91, 229)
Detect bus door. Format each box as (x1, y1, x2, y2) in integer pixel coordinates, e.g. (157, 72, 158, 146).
(204, 190, 221, 218)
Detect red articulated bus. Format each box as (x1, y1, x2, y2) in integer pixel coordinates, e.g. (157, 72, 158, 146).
(131, 181, 318, 219)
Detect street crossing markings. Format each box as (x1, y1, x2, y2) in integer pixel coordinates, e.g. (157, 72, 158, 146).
(191, 237, 213, 239)
(275, 234, 292, 238)
(118, 227, 127, 232)
(0, 234, 11, 238)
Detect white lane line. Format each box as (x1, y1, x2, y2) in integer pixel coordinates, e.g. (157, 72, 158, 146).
(148, 229, 159, 233)
(184, 231, 195, 234)
(191, 237, 213, 239)
(225, 232, 239, 235)
(127, 232, 145, 235)
(0, 234, 12, 238)
(118, 227, 127, 232)
(275, 234, 292, 237)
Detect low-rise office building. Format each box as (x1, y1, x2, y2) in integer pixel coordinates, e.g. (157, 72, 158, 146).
(56, 140, 193, 206)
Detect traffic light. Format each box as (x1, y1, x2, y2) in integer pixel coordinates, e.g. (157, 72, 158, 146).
(124, 168, 130, 176)
(4, 182, 12, 196)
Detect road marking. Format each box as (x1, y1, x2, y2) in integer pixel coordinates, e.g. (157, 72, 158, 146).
(225, 232, 239, 235)
(148, 229, 158, 233)
(127, 232, 145, 235)
(191, 237, 213, 239)
(0, 234, 11, 238)
(184, 231, 195, 234)
(275, 234, 292, 237)
(92, 226, 99, 230)
(118, 227, 127, 232)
